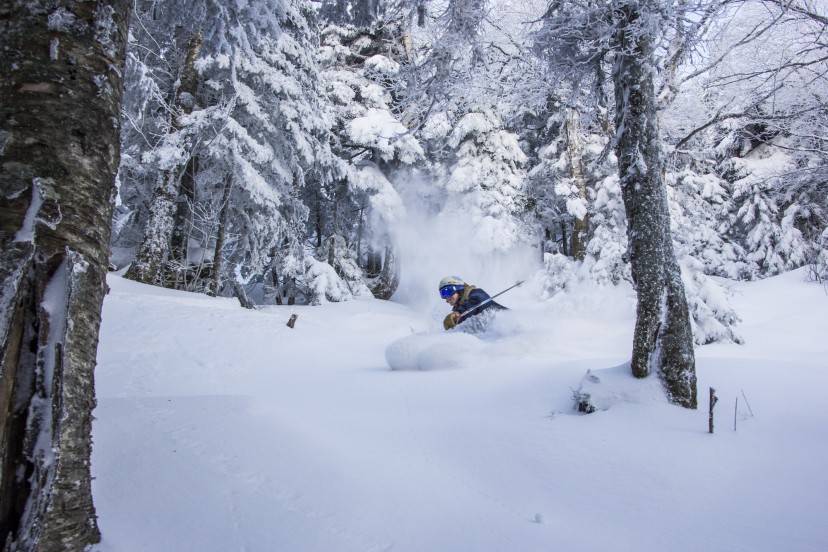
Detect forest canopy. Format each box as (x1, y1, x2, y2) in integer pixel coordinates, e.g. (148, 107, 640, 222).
(112, 0, 827, 334)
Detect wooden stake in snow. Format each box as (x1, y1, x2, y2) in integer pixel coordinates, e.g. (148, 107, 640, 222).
(287, 314, 298, 328)
(709, 387, 718, 434)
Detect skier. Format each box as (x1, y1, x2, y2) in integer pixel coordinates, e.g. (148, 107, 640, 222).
(439, 276, 507, 330)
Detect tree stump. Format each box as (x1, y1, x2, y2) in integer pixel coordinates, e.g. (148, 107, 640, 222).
(709, 387, 718, 433)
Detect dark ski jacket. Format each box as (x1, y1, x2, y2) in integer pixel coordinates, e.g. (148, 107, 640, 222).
(443, 285, 506, 330)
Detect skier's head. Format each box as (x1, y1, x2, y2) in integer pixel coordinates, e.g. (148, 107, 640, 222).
(439, 276, 465, 299)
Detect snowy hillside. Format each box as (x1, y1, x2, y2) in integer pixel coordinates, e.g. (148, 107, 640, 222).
(90, 269, 828, 552)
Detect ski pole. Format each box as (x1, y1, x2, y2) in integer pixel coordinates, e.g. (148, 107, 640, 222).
(457, 280, 524, 320)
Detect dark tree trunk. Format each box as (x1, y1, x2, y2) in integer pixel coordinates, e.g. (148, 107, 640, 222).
(321, 0, 379, 27)
(327, 234, 337, 268)
(365, 247, 382, 278)
(612, 0, 697, 408)
(269, 259, 283, 305)
(319, 0, 350, 25)
(356, 198, 365, 266)
(369, 243, 399, 300)
(565, 108, 589, 261)
(125, 29, 203, 285)
(209, 176, 233, 298)
(352, 0, 380, 27)
(286, 276, 296, 306)
(169, 155, 199, 268)
(0, 1, 130, 549)
(543, 226, 552, 258)
(559, 222, 568, 256)
(230, 280, 255, 310)
(314, 189, 323, 248)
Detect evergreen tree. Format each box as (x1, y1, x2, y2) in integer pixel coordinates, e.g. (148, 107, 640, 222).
(584, 171, 631, 286)
(194, 0, 340, 294)
(663, 0, 828, 279)
(318, 6, 422, 298)
(433, 109, 529, 254)
(119, 0, 348, 302)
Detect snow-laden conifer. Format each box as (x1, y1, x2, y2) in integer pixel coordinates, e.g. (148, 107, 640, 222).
(318, 12, 422, 298)
(435, 109, 529, 254)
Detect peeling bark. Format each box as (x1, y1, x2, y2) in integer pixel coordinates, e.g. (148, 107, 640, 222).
(0, 0, 130, 549)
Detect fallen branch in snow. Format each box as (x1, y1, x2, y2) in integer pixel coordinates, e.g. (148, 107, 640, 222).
(230, 281, 255, 310)
(286, 314, 298, 328)
(741, 389, 754, 417)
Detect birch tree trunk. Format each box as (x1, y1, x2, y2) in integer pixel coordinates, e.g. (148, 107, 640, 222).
(612, 0, 697, 408)
(124, 29, 203, 285)
(0, 1, 130, 549)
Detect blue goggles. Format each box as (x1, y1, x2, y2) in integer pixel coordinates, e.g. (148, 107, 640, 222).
(440, 285, 462, 298)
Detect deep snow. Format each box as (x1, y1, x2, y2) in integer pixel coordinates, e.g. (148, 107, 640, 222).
(91, 268, 828, 552)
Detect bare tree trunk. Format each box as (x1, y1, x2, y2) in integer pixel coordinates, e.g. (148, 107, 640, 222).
(268, 254, 283, 305)
(612, 0, 697, 409)
(327, 234, 337, 268)
(352, 0, 380, 27)
(0, 1, 130, 549)
(125, 29, 203, 285)
(273, 274, 283, 305)
(229, 280, 255, 310)
(170, 155, 199, 269)
(124, 170, 178, 284)
(559, 223, 568, 256)
(208, 176, 233, 298)
(314, 189, 324, 248)
(365, 247, 382, 278)
(369, 243, 400, 300)
(286, 276, 296, 306)
(356, 197, 365, 267)
(565, 108, 589, 261)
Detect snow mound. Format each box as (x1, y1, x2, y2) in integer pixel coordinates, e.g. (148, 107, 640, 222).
(385, 332, 483, 371)
(574, 364, 668, 412)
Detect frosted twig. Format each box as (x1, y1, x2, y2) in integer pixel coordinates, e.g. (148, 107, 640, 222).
(741, 389, 754, 417)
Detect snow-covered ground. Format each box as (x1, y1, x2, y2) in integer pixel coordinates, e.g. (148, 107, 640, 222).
(91, 269, 828, 552)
